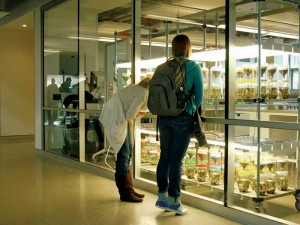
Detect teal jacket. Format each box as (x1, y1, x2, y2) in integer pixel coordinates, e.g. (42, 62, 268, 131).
(179, 56, 204, 116)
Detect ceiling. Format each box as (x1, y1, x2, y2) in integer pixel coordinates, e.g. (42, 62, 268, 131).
(1, 0, 299, 51)
(0, 0, 52, 29)
(0, 0, 28, 11)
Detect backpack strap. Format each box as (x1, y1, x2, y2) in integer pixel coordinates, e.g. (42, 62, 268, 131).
(174, 57, 188, 92)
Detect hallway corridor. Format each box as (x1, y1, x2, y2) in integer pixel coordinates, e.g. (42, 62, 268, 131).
(0, 138, 242, 225)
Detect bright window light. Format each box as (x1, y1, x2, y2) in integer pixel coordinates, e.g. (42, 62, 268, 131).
(68, 36, 120, 42)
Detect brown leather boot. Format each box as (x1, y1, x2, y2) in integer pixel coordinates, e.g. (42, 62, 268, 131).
(127, 171, 145, 198)
(115, 173, 143, 202)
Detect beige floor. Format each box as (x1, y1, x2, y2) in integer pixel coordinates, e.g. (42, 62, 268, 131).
(0, 138, 242, 225)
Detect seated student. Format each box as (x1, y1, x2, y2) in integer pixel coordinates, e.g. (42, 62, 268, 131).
(60, 77, 72, 93)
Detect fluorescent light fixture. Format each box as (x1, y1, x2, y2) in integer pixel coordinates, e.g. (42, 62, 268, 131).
(68, 36, 120, 42)
(265, 32, 298, 40)
(145, 16, 298, 41)
(141, 41, 167, 47)
(44, 49, 61, 53)
(144, 14, 215, 28)
(117, 57, 166, 69)
(191, 45, 290, 62)
(116, 62, 131, 68)
(234, 25, 299, 40)
(140, 41, 202, 50)
(191, 49, 225, 62)
(118, 44, 294, 69)
(234, 143, 258, 152)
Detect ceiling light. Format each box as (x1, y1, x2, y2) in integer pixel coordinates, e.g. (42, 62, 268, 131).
(140, 41, 202, 50)
(44, 49, 61, 53)
(144, 14, 215, 28)
(117, 57, 166, 69)
(68, 36, 120, 42)
(21, 24, 27, 28)
(117, 44, 295, 69)
(234, 25, 299, 40)
(191, 45, 290, 62)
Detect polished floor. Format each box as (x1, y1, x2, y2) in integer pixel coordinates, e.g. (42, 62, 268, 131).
(0, 138, 244, 225)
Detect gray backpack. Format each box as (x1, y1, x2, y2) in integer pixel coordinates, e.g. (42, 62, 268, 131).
(148, 57, 188, 116)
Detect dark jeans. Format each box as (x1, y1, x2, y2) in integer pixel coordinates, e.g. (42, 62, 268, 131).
(115, 124, 132, 175)
(156, 111, 193, 198)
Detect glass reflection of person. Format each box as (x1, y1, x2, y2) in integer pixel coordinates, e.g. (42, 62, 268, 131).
(62, 91, 104, 147)
(60, 77, 72, 93)
(46, 78, 60, 125)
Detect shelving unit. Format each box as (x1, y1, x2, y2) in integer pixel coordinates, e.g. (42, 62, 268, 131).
(140, 124, 300, 213)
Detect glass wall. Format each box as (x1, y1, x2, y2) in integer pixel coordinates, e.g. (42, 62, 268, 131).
(228, 1, 300, 223)
(41, 0, 300, 224)
(134, 0, 229, 206)
(43, 0, 79, 159)
(78, 0, 132, 167)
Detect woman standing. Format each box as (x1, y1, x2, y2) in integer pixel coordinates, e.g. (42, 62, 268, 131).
(99, 77, 151, 202)
(155, 34, 204, 214)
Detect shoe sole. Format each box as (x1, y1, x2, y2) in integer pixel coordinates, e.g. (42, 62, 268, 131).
(166, 207, 188, 215)
(155, 203, 169, 209)
(175, 211, 188, 215)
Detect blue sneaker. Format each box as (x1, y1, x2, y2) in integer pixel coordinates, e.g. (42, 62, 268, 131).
(155, 192, 168, 209)
(166, 196, 188, 215)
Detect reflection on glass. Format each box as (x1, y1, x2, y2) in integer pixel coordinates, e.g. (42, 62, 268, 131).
(44, 109, 79, 160)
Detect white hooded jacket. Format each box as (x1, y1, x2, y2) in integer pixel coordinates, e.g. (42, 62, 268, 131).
(99, 85, 149, 158)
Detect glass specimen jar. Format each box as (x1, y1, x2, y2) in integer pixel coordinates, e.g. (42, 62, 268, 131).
(265, 173, 276, 194)
(209, 169, 221, 185)
(276, 155, 288, 171)
(267, 79, 278, 99)
(197, 147, 208, 169)
(237, 175, 251, 192)
(195, 166, 207, 182)
(276, 171, 288, 191)
(261, 79, 267, 99)
(278, 79, 289, 99)
(210, 66, 223, 99)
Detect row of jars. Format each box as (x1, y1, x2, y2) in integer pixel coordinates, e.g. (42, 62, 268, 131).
(141, 136, 290, 195)
(202, 64, 289, 100)
(235, 82, 289, 99)
(236, 65, 288, 80)
(141, 136, 160, 165)
(235, 64, 289, 99)
(235, 152, 289, 173)
(183, 146, 224, 185)
(183, 166, 224, 185)
(235, 151, 290, 194)
(236, 171, 289, 194)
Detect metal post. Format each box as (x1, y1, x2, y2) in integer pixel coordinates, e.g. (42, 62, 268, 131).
(215, 25, 219, 49)
(255, 1, 263, 212)
(113, 31, 118, 83)
(297, 1, 300, 192)
(165, 21, 170, 59)
(215, 11, 219, 49)
(203, 24, 207, 50)
(148, 26, 152, 72)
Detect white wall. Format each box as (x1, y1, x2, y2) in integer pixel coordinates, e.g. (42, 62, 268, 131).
(0, 28, 35, 136)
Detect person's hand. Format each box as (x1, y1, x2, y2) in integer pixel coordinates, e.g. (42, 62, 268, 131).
(136, 112, 147, 118)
